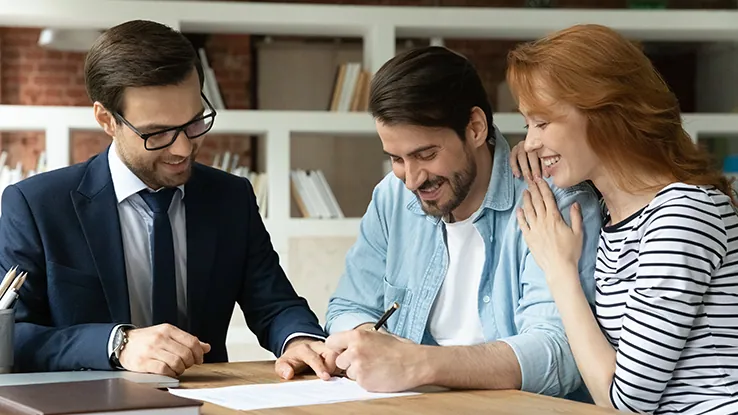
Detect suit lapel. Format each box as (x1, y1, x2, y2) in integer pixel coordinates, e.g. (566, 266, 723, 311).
(72, 148, 131, 323)
(184, 166, 217, 333)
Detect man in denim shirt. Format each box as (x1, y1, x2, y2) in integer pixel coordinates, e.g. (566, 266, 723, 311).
(324, 46, 602, 397)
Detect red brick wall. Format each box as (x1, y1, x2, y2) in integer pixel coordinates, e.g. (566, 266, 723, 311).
(0, 28, 253, 173)
(0, 0, 733, 173)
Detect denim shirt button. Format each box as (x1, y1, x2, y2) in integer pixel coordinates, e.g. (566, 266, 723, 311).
(482, 295, 491, 303)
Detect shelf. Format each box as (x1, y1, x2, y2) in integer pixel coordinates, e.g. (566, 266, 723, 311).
(3, 1, 738, 42)
(0, 105, 733, 138)
(265, 218, 362, 238)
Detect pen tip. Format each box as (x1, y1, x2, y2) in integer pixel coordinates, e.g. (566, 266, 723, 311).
(392, 302, 399, 309)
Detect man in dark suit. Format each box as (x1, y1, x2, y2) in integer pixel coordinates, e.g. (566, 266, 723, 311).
(0, 20, 337, 380)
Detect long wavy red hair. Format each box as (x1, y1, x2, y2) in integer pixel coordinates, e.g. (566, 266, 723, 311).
(506, 24, 733, 199)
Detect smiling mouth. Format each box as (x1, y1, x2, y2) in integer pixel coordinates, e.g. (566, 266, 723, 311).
(417, 180, 444, 200)
(542, 155, 561, 167)
(163, 159, 186, 165)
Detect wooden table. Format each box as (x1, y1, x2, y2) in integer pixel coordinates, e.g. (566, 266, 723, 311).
(177, 361, 623, 414)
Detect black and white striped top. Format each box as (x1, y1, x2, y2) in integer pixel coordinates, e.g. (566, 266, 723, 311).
(596, 183, 738, 415)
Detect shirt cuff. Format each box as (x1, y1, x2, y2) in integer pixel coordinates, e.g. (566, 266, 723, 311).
(281, 332, 327, 356)
(326, 313, 378, 335)
(499, 333, 563, 396)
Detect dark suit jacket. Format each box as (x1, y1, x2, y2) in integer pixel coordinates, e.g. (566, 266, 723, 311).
(0, 147, 325, 372)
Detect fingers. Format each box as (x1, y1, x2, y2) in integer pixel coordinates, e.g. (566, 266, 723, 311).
(145, 359, 178, 378)
(199, 341, 211, 356)
(527, 150, 542, 181)
(518, 145, 533, 181)
(301, 347, 331, 380)
(535, 177, 558, 216)
(516, 207, 529, 234)
(527, 179, 546, 218)
(521, 189, 536, 225)
(325, 331, 352, 354)
(570, 202, 583, 236)
(510, 145, 521, 178)
(276, 339, 341, 381)
(274, 358, 297, 380)
(318, 347, 339, 375)
(165, 325, 206, 365)
(152, 348, 187, 376)
(345, 363, 358, 381)
(335, 349, 352, 371)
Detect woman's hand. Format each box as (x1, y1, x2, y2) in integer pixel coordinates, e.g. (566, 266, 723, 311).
(509, 141, 549, 181)
(516, 177, 582, 278)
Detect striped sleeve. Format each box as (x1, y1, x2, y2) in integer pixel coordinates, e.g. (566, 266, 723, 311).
(609, 200, 728, 413)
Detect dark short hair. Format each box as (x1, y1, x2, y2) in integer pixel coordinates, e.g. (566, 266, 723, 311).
(84, 20, 204, 115)
(369, 46, 493, 142)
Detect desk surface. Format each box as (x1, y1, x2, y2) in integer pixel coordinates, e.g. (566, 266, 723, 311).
(178, 361, 623, 414)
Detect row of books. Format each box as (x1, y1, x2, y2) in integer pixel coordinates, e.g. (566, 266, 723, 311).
(290, 169, 344, 219)
(211, 151, 267, 218)
(211, 151, 344, 219)
(329, 62, 371, 112)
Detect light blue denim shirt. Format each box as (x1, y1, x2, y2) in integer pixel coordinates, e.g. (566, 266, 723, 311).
(325, 130, 602, 397)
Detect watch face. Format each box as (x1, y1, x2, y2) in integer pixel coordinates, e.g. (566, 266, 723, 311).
(113, 329, 123, 349)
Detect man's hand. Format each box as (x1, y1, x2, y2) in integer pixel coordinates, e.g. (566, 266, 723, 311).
(325, 329, 429, 393)
(118, 324, 211, 377)
(275, 338, 339, 381)
(354, 323, 413, 344)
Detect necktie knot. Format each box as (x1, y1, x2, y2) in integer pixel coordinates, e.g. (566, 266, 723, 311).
(139, 188, 177, 214)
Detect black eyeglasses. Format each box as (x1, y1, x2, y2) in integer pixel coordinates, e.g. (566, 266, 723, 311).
(113, 93, 217, 151)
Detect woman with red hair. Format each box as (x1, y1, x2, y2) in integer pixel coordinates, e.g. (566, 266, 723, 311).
(509, 24, 738, 414)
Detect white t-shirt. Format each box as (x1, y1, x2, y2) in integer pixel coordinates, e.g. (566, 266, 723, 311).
(428, 214, 486, 346)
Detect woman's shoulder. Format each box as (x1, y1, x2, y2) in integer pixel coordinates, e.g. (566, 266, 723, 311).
(640, 182, 736, 237)
(648, 182, 732, 215)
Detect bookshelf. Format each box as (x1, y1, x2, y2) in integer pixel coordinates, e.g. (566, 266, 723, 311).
(2, 0, 738, 361)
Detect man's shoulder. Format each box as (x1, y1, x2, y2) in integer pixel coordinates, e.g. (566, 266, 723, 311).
(190, 163, 255, 205)
(14, 155, 97, 199)
(191, 162, 250, 189)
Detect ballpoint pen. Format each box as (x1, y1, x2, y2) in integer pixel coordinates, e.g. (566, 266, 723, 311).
(373, 302, 400, 331)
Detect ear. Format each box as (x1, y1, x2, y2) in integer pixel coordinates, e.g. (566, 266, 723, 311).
(466, 106, 489, 149)
(93, 102, 118, 139)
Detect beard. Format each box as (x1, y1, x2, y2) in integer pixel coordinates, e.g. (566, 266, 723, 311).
(415, 149, 476, 218)
(117, 140, 198, 189)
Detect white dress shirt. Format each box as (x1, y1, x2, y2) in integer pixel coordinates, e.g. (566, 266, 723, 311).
(108, 143, 188, 329)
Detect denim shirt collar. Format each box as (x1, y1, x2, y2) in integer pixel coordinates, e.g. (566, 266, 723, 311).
(406, 126, 514, 220)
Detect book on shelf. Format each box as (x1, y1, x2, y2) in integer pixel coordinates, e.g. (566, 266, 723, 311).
(211, 151, 267, 218)
(198, 48, 226, 110)
(329, 62, 371, 112)
(290, 169, 344, 219)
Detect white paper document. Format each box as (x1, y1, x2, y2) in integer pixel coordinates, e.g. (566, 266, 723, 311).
(169, 377, 421, 411)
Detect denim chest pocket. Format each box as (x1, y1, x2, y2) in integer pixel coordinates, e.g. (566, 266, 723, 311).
(382, 275, 412, 336)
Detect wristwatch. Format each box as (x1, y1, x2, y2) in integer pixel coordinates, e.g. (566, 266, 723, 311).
(110, 327, 129, 369)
